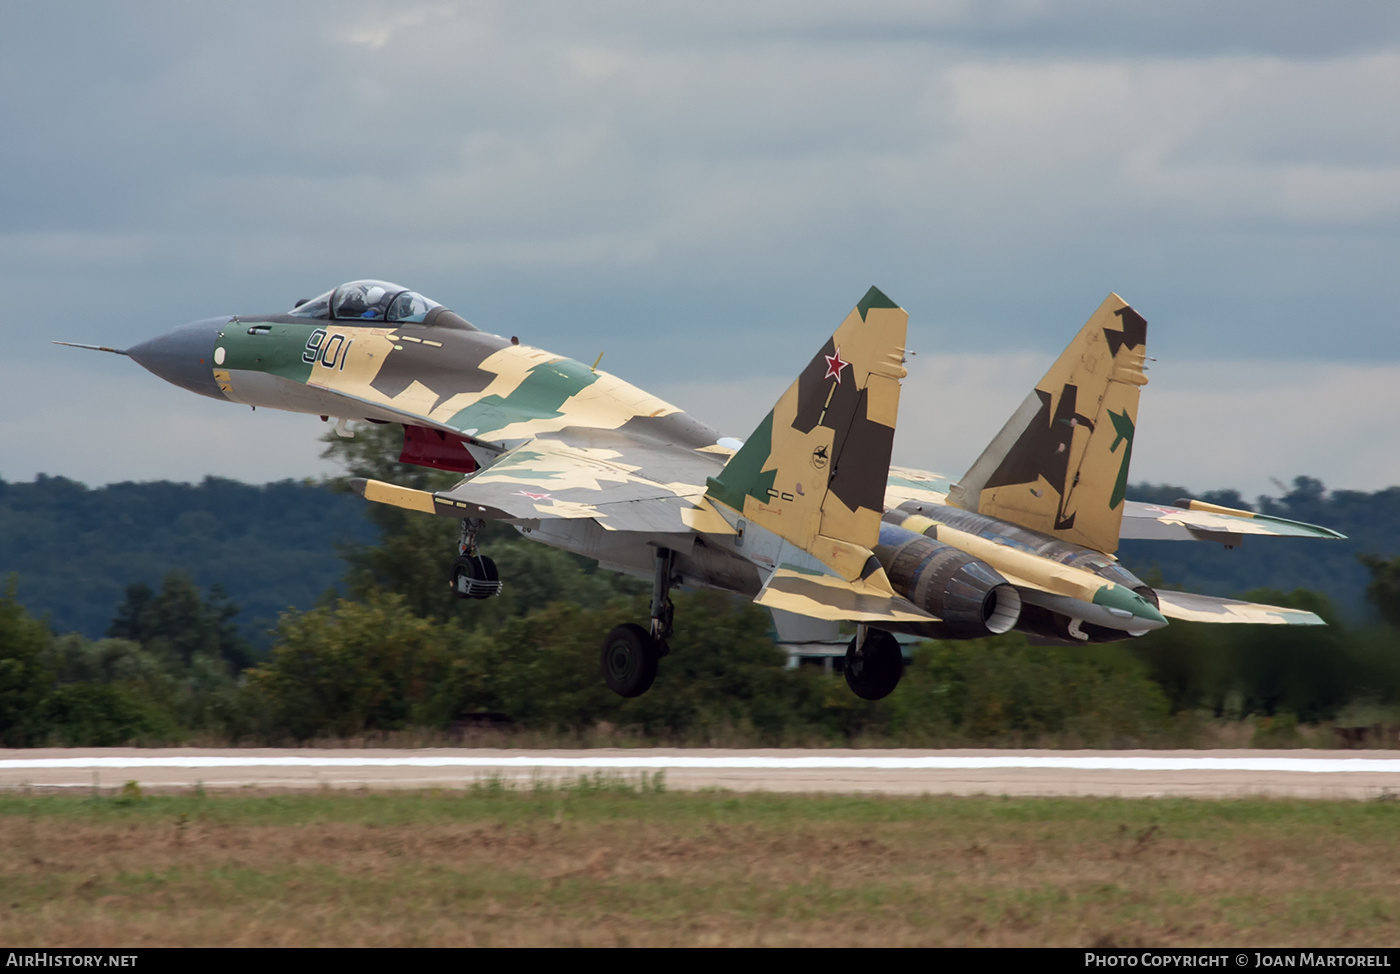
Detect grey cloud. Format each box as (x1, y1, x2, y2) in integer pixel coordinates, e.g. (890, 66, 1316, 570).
(4, 1, 1400, 489)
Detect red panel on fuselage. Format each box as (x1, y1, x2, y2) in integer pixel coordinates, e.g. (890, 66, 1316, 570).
(399, 424, 478, 473)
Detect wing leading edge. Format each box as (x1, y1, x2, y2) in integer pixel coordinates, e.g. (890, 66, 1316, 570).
(352, 435, 736, 535)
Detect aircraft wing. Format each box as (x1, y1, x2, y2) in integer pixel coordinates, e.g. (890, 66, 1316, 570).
(1155, 590, 1325, 626)
(353, 431, 736, 535)
(1119, 500, 1345, 544)
(883, 465, 956, 508)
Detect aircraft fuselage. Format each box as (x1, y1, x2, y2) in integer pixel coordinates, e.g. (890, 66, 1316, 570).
(118, 285, 1168, 646)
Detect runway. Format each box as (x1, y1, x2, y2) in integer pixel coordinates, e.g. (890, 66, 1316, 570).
(4, 748, 1400, 798)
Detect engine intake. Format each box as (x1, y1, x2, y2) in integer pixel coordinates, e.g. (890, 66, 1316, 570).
(874, 524, 1021, 638)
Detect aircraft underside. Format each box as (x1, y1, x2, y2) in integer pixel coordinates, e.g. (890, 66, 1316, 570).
(451, 499, 1164, 701)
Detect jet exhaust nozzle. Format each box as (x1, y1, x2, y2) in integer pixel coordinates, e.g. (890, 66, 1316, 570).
(874, 523, 1022, 638)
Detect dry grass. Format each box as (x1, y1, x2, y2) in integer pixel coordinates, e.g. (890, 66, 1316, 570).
(1, 783, 1398, 947)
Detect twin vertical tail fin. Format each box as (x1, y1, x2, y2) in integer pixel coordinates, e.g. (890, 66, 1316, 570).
(706, 287, 908, 578)
(947, 294, 1148, 554)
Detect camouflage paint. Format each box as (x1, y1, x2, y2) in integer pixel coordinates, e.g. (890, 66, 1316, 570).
(707, 286, 907, 580)
(705, 410, 778, 513)
(103, 283, 1342, 637)
(950, 294, 1149, 554)
(446, 357, 600, 433)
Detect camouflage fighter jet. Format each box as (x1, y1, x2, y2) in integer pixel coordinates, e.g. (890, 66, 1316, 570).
(60, 281, 1343, 700)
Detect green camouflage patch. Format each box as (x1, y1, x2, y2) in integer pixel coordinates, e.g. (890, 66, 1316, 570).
(447, 357, 599, 432)
(705, 410, 778, 512)
(856, 285, 898, 322)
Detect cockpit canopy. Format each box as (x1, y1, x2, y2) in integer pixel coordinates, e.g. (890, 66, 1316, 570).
(290, 280, 443, 324)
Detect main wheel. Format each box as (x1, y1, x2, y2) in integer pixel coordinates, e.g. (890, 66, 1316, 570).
(844, 629, 903, 700)
(449, 554, 500, 600)
(601, 623, 660, 698)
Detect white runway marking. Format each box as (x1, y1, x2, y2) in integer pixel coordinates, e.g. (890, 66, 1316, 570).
(4, 755, 1400, 774)
(6, 750, 1400, 798)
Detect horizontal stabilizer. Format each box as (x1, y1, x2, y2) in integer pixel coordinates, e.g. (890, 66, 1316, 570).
(1119, 500, 1346, 544)
(1155, 590, 1325, 626)
(754, 567, 937, 624)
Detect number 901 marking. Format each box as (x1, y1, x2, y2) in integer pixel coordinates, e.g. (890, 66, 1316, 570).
(304, 329, 352, 370)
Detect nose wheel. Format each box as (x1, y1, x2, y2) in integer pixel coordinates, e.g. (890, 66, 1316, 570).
(449, 553, 501, 599)
(448, 518, 503, 600)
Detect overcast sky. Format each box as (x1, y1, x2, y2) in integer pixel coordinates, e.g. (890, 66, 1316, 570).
(4, 1, 1400, 498)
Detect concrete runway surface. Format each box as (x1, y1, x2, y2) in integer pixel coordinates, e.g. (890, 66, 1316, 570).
(4, 748, 1400, 798)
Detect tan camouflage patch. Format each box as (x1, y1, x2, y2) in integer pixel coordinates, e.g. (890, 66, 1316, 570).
(360, 478, 437, 515)
(883, 466, 954, 509)
(1119, 500, 1347, 542)
(1155, 590, 1325, 625)
(754, 568, 937, 623)
(895, 512, 1113, 604)
(950, 294, 1148, 554)
(713, 291, 908, 572)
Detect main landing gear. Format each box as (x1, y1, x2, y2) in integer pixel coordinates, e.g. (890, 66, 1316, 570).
(448, 518, 503, 600)
(844, 625, 903, 700)
(601, 547, 675, 698)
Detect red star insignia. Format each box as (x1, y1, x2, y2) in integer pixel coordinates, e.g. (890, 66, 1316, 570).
(516, 490, 553, 501)
(824, 347, 849, 382)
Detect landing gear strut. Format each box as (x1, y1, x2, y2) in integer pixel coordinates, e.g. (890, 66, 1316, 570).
(601, 547, 675, 698)
(844, 625, 903, 700)
(448, 517, 502, 600)
(649, 547, 675, 653)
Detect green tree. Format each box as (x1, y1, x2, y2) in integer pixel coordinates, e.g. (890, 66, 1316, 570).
(1130, 620, 1235, 715)
(1359, 554, 1400, 627)
(434, 589, 834, 741)
(247, 591, 462, 740)
(40, 683, 177, 746)
(107, 573, 254, 671)
(0, 577, 54, 746)
(615, 590, 832, 741)
(438, 599, 624, 728)
(1133, 588, 1368, 722)
(890, 635, 1171, 745)
(1228, 589, 1351, 721)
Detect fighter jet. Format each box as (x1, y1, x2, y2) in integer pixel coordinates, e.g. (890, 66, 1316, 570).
(60, 281, 1343, 701)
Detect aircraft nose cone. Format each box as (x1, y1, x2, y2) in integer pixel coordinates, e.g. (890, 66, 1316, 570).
(126, 316, 230, 400)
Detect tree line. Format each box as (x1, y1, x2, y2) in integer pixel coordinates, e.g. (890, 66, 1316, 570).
(1, 426, 1397, 747)
(6, 470, 1400, 645)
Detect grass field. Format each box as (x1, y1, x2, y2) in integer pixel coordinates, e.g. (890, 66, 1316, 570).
(2, 778, 1398, 947)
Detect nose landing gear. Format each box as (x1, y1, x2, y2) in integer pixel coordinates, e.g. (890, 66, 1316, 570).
(448, 518, 503, 600)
